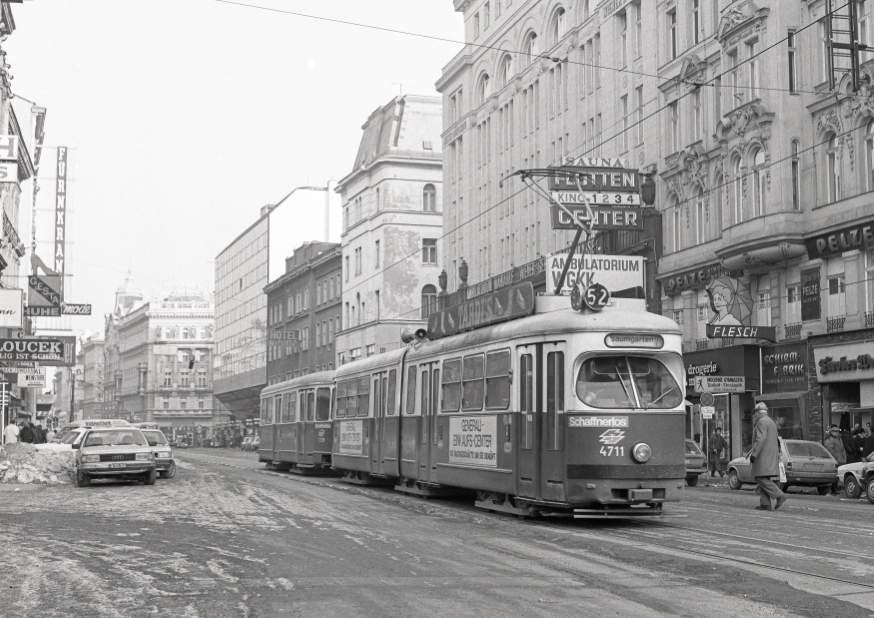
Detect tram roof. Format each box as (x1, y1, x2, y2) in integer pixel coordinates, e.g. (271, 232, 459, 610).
(407, 298, 681, 361)
(334, 347, 407, 379)
(261, 369, 336, 396)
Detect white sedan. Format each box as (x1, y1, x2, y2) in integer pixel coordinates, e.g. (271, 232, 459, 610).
(837, 453, 874, 499)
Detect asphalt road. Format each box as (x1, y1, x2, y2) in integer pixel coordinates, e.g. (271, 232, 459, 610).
(3, 449, 874, 618)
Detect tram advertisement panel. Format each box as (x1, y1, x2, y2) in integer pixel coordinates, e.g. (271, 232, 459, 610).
(448, 416, 497, 467)
(339, 420, 363, 455)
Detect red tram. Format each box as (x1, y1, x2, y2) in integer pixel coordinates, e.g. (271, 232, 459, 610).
(261, 293, 686, 517)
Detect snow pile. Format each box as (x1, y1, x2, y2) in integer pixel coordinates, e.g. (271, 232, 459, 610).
(0, 442, 76, 484)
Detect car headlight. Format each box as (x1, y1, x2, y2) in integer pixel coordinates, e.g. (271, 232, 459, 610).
(631, 442, 652, 463)
(156, 450, 171, 457)
(82, 454, 100, 463)
(135, 452, 153, 461)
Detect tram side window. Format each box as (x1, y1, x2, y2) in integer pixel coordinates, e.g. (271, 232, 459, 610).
(307, 391, 315, 421)
(387, 369, 397, 415)
(287, 392, 297, 422)
(547, 351, 564, 451)
(299, 392, 308, 422)
(441, 358, 461, 412)
(316, 388, 330, 421)
(335, 381, 347, 418)
(462, 354, 485, 411)
(485, 349, 511, 409)
(357, 376, 370, 417)
(261, 398, 272, 425)
(346, 379, 359, 417)
(405, 366, 417, 414)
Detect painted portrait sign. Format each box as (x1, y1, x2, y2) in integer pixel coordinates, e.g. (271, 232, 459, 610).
(703, 275, 777, 342)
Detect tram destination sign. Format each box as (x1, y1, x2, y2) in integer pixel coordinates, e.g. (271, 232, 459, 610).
(426, 281, 535, 340)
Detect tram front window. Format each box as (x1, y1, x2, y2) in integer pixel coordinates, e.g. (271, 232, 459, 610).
(576, 356, 682, 410)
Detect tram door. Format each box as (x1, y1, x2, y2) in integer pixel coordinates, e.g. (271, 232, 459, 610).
(516, 342, 566, 502)
(372, 373, 384, 474)
(297, 391, 307, 462)
(418, 362, 440, 484)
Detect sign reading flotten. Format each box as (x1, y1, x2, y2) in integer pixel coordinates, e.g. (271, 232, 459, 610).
(338, 420, 363, 455)
(547, 254, 644, 295)
(448, 416, 497, 467)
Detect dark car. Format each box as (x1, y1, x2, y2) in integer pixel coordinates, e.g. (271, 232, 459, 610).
(684, 439, 706, 486)
(728, 439, 838, 494)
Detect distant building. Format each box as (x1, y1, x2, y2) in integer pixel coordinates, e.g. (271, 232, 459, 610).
(264, 241, 341, 384)
(77, 331, 104, 419)
(214, 186, 340, 419)
(335, 95, 443, 363)
(103, 277, 220, 441)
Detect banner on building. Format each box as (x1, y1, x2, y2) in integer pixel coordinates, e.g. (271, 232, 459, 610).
(801, 267, 821, 321)
(55, 147, 68, 297)
(0, 289, 23, 328)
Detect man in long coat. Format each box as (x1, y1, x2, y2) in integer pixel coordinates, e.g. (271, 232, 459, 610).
(749, 402, 787, 511)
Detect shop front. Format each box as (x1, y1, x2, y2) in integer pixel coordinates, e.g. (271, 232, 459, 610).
(684, 346, 761, 461)
(758, 341, 810, 441)
(810, 332, 874, 440)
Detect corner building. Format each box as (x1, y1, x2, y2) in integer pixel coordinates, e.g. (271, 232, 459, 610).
(440, 0, 874, 458)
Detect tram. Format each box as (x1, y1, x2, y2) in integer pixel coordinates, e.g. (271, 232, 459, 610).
(258, 370, 334, 472)
(259, 287, 686, 518)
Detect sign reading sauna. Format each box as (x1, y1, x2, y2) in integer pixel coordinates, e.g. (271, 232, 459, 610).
(449, 416, 497, 467)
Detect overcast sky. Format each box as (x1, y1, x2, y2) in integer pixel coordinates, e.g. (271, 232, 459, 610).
(6, 0, 463, 335)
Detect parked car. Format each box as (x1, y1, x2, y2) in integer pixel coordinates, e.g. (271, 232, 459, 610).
(140, 429, 176, 479)
(837, 453, 874, 499)
(241, 436, 254, 451)
(727, 439, 838, 495)
(684, 439, 706, 486)
(250, 435, 260, 451)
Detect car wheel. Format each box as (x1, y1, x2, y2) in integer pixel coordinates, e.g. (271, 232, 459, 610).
(817, 485, 831, 496)
(76, 470, 91, 487)
(728, 469, 742, 490)
(686, 475, 699, 487)
(160, 461, 177, 479)
(845, 475, 862, 499)
(143, 468, 157, 486)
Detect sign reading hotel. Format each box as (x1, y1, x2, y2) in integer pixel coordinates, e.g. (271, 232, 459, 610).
(448, 416, 497, 467)
(55, 147, 68, 297)
(0, 135, 18, 185)
(547, 254, 644, 295)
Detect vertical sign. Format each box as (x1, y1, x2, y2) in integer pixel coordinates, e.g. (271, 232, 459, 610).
(0, 382, 7, 443)
(55, 147, 67, 297)
(801, 267, 821, 321)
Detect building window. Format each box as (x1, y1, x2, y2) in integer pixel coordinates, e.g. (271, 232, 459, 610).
(374, 240, 380, 269)
(421, 284, 437, 319)
(366, 344, 375, 358)
(667, 9, 677, 60)
(501, 55, 513, 87)
(474, 12, 480, 38)
(478, 73, 491, 105)
(732, 156, 743, 224)
(827, 134, 841, 203)
(422, 239, 437, 264)
(788, 30, 798, 93)
(354, 247, 362, 275)
(747, 40, 760, 99)
(673, 309, 684, 325)
(180, 399, 187, 410)
(669, 101, 679, 153)
(757, 290, 771, 326)
(345, 256, 350, 282)
(752, 148, 766, 217)
(672, 205, 682, 252)
(621, 95, 628, 152)
(163, 369, 172, 388)
(791, 140, 801, 210)
(553, 7, 566, 44)
(695, 189, 705, 244)
(786, 283, 801, 323)
(197, 368, 207, 387)
(180, 370, 190, 387)
(692, 0, 700, 45)
(198, 399, 205, 409)
(861, 1, 871, 47)
(866, 249, 874, 312)
(525, 31, 539, 65)
(484, 1, 490, 29)
(828, 274, 846, 317)
(163, 399, 169, 409)
(691, 89, 701, 143)
(423, 184, 436, 211)
(636, 86, 644, 146)
(618, 11, 627, 68)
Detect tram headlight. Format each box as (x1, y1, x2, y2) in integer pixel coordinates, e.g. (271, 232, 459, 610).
(631, 442, 652, 463)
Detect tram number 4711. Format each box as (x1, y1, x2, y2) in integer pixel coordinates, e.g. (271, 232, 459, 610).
(600, 446, 625, 457)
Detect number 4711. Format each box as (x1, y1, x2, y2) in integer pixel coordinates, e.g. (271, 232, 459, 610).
(600, 446, 624, 456)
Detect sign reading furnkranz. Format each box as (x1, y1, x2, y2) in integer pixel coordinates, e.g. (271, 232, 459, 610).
(0, 337, 66, 362)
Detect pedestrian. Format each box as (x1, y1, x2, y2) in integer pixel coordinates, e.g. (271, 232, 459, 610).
(843, 428, 859, 464)
(748, 402, 787, 511)
(34, 423, 46, 444)
(45, 427, 56, 443)
(824, 425, 847, 465)
(3, 419, 19, 444)
(19, 421, 33, 444)
(851, 427, 867, 462)
(708, 427, 727, 477)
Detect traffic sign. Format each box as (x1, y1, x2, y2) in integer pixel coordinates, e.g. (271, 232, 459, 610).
(701, 405, 715, 419)
(700, 392, 714, 406)
(582, 283, 611, 311)
(693, 376, 746, 393)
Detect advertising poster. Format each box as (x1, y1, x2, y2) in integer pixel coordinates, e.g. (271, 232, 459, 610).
(448, 415, 497, 467)
(547, 254, 644, 295)
(339, 420, 363, 455)
(801, 268, 821, 321)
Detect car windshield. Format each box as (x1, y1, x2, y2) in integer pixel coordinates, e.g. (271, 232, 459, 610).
(685, 439, 703, 455)
(84, 430, 147, 447)
(59, 431, 83, 445)
(142, 430, 168, 446)
(786, 442, 832, 458)
(576, 356, 683, 409)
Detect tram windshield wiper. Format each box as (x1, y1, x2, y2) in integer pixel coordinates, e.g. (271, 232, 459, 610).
(613, 360, 638, 409)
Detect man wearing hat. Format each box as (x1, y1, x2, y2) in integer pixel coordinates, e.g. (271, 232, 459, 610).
(824, 424, 847, 465)
(749, 402, 787, 511)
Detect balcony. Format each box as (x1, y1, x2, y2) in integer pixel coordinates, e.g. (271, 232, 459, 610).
(695, 338, 709, 351)
(867, 312, 874, 328)
(827, 316, 846, 333)
(784, 322, 802, 340)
